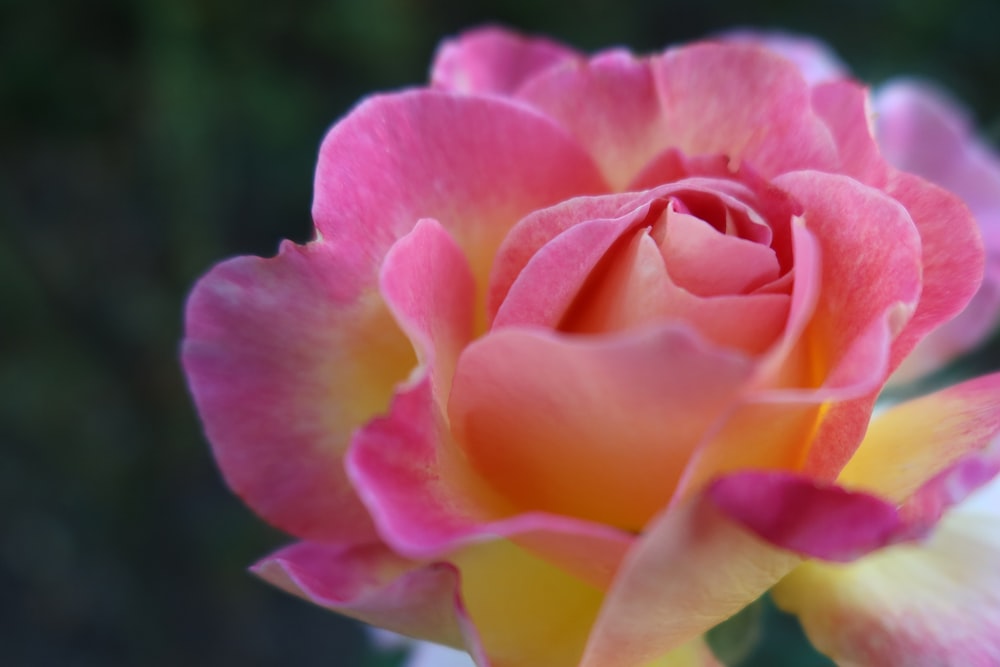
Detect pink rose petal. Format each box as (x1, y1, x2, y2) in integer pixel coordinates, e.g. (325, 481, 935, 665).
(312, 89, 608, 329)
(183, 241, 413, 543)
(431, 26, 580, 95)
(379, 218, 476, 406)
(650, 42, 839, 176)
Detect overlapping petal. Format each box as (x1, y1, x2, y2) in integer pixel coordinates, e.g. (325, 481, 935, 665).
(312, 90, 607, 331)
(348, 377, 634, 590)
(877, 81, 1000, 380)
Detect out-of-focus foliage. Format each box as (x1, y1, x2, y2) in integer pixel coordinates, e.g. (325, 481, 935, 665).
(4, 0, 1000, 665)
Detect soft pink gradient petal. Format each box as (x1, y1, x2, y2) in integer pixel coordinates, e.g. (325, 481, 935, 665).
(772, 477, 1000, 666)
(516, 50, 667, 190)
(431, 26, 580, 95)
(379, 219, 476, 406)
(493, 210, 651, 329)
(312, 90, 607, 331)
(811, 80, 889, 187)
(487, 192, 643, 324)
(877, 81, 1000, 379)
(183, 241, 414, 544)
(721, 30, 848, 85)
(448, 326, 755, 531)
(884, 171, 984, 372)
(252, 541, 470, 650)
(651, 42, 838, 177)
(348, 377, 634, 590)
(772, 171, 922, 392)
(578, 490, 800, 667)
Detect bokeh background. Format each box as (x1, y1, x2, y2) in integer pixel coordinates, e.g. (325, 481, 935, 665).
(6, 0, 1000, 665)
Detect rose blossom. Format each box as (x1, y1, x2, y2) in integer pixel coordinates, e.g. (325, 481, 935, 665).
(183, 27, 1000, 666)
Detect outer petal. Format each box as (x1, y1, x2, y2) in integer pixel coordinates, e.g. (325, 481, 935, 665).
(884, 170, 984, 372)
(312, 90, 608, 331)
(772, 477, 1000, 666)
(516, 51, 668, 190)
(721, 30, 848, 85)
(448, 326, 756, 531)
(182, 241, 414, 543)
(651, 43, 838, 176)
(578, 489, 800, 667)
(252, 540, 469, 649)
(876, 81, 1000, 379)
(431, 26, 580, 95)
(811, 80, 889, 187)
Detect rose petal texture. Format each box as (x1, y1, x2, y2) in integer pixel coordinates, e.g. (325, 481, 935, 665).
(183, 25, 997, 667)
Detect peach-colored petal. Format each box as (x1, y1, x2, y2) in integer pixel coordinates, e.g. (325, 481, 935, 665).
(182, 241, 414, 543)
(431, 26, 580, 95)
(379, 218, 476, 406)
(564, 227, 790, 354)
(348, 377, 633, 590)
(312, 90, 607, 331)
(252, 540, 469, 649)
(772, 477, 1000, 666)
(651, 42, 838, 176)
(562, 229, 675, 334)
(578, 489, 800, 667)
(448, 326, 755, 531)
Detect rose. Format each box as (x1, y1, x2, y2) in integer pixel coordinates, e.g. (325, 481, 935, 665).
(183, 27, 1000, 666)
(727, 30, 1000, 382)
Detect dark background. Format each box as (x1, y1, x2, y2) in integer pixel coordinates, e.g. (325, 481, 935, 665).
(5, 1, 1000, 665)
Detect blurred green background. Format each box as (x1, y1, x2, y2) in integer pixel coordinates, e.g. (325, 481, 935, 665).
(5, 0, 1000, 665)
